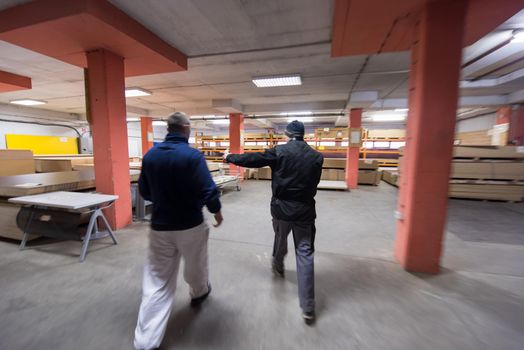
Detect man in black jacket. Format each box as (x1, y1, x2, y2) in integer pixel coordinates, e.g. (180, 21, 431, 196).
(225, 120, 323, 324)
(134, 112, 223, 350)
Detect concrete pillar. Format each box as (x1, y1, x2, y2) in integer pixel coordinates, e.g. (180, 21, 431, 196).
(140, 116, 154, 155)
(86, 49, 132, 229)
(229, 113, 244, 176)
(394, 0, 468, 274)
(346, 108, 362, 189)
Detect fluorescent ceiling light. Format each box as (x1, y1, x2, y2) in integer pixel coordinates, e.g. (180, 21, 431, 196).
(252, 74, 302, 88)
(125, 88, 152, 97)
(152, 120, 167, 126)
(287, 117, 313, 123)
(511, 30, 524, 43)
(126, 117, 140, 122)
(394, 108, 409, 112)
(10, 99, 47, 106)
(211, 119, 230, 125)
(371, 114, 406, 122)
(280, 111, 312, 116)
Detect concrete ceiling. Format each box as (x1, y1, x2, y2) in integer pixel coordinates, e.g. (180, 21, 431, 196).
(0, 0, 522, 127)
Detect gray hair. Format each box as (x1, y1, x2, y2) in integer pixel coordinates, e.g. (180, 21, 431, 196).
(167, 112, 190, 133)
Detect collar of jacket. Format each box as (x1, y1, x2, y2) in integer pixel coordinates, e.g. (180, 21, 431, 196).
(164, 132, 189, 144)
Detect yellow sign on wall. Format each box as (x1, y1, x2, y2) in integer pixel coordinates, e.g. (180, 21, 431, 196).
(6, 134, 78, 155)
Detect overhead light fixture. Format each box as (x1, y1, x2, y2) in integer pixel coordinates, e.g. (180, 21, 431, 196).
(125, 88, 152, 97)
(394, 108, 409, 112)
(371, 114, 406, 122)
(287, 117, 313, 123)
(152, 120, 167, 126)
(211, 119, 230, 125)
(252, 74, 302, 88)
(511, 29, 524, 43)
(10, 99, 47, 106)
(126, 117, 140, 122)
(280, 111, 312, 116)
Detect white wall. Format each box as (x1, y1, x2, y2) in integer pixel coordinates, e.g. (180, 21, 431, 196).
(127, 122, 142, 157)
(0, 116, 80, 149)
(456, 113, 497, 133)
(0, 114, 145, 158)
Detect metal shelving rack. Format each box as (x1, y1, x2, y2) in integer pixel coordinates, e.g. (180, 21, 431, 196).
(195, 128, 405, 166)
(361, 129, 406, 167)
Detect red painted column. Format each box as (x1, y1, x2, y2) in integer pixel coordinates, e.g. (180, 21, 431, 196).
(229, 113, 244, 176)
(346, 108, 362, 189)
(394, 0, 468, 274)
(86, 49, 132, 229)
(140, 116, 154, 155)
(508, 106, 524, 145)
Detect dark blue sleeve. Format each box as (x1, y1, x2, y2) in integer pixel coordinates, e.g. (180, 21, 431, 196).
(193, 153, 222, 213)
(138, 167, 152, 201)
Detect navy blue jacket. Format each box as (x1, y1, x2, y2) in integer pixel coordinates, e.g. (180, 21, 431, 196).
(139, 133, 221, 231)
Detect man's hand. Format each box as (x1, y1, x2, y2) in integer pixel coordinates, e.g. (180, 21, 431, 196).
(213, 211, 223, 227)
(222, 149, 230, 163)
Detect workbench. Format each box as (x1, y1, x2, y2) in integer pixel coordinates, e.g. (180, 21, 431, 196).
(9, 191, 119, 262)
(0, 169, 140, 240)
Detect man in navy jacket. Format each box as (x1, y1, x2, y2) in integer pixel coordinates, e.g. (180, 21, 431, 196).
(134, 112, 223, 350)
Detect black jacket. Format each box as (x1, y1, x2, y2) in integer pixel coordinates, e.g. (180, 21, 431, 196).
(139, 133, 221, 231)
(226, 140, 323, 222)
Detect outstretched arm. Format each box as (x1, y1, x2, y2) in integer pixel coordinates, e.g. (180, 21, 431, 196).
(225, 148, 277, 168)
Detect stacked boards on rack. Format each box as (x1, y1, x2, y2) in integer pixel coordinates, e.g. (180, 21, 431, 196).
(385, 146, 524, 202)
(320, 158, 382, 185)
(449, 146, 524, 201)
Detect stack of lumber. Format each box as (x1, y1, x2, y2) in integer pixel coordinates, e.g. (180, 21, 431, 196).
(382, 169, 399, 186)
(315, 128, 348, 139)
(34, 156, 94, 172)
(395, 146, 524, 201)
(449, 146, 524, 201)
(454, 130, 491, 145)
(319, 158, 382, 185)
(257, 167, 272, 180)
(367, 129, 405, 139)
(0, 150, 35, 176)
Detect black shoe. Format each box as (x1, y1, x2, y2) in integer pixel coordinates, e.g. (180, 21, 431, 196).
(190, 284, 211, 307)
(272, 262, 284, 278)
(302, 311, 315, 325)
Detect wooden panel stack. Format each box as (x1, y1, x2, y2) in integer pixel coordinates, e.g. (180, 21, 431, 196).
(454, 130, 491, 145)
(320, 158, 382, 185)
(382, 169, 399, 186)
(393, 146, 524, 201)
(0, 150, 35, 176)
(449, 146, 524, 201)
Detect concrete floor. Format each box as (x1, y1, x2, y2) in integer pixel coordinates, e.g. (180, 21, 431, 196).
(0, 181, 523, 350)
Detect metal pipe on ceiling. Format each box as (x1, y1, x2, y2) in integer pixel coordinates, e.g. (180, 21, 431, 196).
(189, 113, 345, 122)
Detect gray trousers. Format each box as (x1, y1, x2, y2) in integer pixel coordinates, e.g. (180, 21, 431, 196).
(272, 218, 316, 312)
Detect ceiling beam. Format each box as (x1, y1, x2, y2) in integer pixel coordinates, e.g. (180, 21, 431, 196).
(244, 100, 345, 114)
(0, 70, 31, 93)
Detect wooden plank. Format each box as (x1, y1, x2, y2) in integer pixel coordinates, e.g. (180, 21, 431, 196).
(0, 149, 35, 176)
(0, 169, 140, 197)
(318, 180, 348, 190)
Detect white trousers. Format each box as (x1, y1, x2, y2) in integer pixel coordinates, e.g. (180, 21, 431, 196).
(134, 222, 210, 350)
